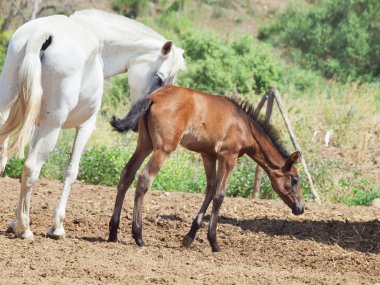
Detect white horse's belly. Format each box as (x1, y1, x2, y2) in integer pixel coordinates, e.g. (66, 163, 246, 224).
(62, 55, 104, 129)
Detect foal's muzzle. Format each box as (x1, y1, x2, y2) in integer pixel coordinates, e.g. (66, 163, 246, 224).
(292, 200, 305, 215)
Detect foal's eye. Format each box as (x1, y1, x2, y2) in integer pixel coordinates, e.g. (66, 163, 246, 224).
(291, 176, 299, 185)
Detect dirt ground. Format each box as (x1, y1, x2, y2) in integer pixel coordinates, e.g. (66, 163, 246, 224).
(0, 177, 379, 285)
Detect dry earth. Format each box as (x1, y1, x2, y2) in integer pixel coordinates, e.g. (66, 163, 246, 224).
(0, 177, 379, 284)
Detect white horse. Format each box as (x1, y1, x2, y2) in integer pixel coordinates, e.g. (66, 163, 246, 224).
(0, 9, 186, 240)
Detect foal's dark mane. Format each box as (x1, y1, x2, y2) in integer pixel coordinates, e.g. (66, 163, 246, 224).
(225, 95, 290, 158)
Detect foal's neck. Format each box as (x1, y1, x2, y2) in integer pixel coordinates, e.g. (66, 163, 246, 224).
(246, 120, 287, 173)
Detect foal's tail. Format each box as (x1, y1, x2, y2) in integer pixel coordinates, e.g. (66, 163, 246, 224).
(0, 32, 52, 159)
(110, 98, 153, 133)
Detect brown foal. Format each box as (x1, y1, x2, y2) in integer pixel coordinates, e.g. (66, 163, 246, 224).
(108, 85, 305, 252)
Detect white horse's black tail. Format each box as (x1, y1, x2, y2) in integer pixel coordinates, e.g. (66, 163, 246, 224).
(0, 32, 52, 159)
(110, 98, 153, 133)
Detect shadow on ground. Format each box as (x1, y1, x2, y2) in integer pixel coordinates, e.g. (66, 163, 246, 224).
(218, 216, 380, 253)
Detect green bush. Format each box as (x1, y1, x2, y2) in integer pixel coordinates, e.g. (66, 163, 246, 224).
(0, 18, 11, 73)
(259, 0, 380, 81)
(3, 143, 280, 200)
(343, 188, 380, 206)
(78, 146, 134, 185)
(177, 30, 280, 95)
(113, 0, 185, 19)
(4, 157, 24, 178)
(112, 0, 150, 18)
(102, 74, 130, 116)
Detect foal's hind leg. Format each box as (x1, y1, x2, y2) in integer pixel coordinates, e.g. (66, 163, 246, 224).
(132, 149, 170, 246)
(108, 146, 152, 242)
(208, 153, 237, 252)
(182, 154, 216, 247)
(109, 121, 153, 242)
(47, 116, 97, 239)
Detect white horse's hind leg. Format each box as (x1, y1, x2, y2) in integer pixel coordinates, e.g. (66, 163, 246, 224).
(48, 115, 97, 239)
(9, 126, 61, 239)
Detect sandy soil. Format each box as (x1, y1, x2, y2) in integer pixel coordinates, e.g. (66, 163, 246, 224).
(0, 177, 379, 285)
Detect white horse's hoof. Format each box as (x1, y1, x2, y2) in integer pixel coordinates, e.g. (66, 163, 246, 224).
(47, 227, 65, 240)
(8, 219, 33, 239)
(20, 229, 34, 240)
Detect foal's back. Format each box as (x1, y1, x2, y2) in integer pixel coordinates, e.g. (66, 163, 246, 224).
(147, 86, 253, 156)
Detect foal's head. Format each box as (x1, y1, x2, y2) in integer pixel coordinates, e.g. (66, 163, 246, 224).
(268, 151, 304, 215)
(128, 41, 186, 103)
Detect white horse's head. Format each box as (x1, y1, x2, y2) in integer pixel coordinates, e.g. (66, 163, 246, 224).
(128, 41, 186, 103)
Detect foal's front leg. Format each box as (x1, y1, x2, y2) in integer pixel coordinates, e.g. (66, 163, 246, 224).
(207, 153, 237, 252)
(132, 149, 169, 246)
(182, 154, 216, 247)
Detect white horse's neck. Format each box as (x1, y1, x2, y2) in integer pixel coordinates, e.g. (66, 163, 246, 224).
(70, 10, 166, 78)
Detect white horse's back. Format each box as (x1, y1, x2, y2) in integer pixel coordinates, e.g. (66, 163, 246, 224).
(9, 14, 99, 74)
(2, 14, 103, 129)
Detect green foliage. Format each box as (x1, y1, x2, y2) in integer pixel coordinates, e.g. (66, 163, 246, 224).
(4, 157, 24, 178)
(340, 176, 380, 206)
(78, 146, 134, 186)
(343, 188, 380, 206)
(102, 74, 130, 116)
(0, 18, 11, 73)
(259, 0, 380, 81)
(226, 157, 276, 199)
(112, 0, 150, 18)
(4, 146, 70, 180)
(153, 148, 206, 192)
(177, 31, 279, 95)
(3, 143, 279, 200)
(113, 0, 186, 19)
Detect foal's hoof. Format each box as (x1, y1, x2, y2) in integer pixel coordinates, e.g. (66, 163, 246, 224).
(108, 235, 118, 243)
(210, 242, 221, 252)
(211, 245, 221, 252)
(47, 227, 65, 240)
(134, 237, 145, 247)
(182, 234, 194, 248)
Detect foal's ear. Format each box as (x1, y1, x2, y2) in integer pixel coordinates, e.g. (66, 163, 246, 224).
(282, 151, 301, 172)
(161, 41, 173, 57)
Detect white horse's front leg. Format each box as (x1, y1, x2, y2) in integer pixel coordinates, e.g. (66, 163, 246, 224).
(9, 126, 61, 239)
(48, 118, 96, 239)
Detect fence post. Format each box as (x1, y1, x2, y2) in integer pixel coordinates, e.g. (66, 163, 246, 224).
(252, 89, 274, 199)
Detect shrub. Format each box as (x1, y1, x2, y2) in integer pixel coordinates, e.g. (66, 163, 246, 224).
(78, 146, 134, 186)
(177, 30, 280, 95)
(343, 188, 380, 206)
(0, 18, 11, 73)
(112, 0, 150, 18)
(102, 74, 130, 116)
(259, 0, 380, 81)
